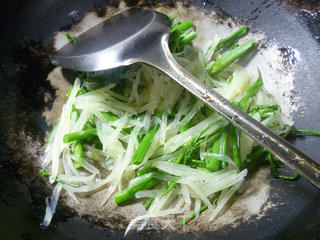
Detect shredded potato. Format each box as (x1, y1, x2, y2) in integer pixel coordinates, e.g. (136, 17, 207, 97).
(42, 18, 293, 234)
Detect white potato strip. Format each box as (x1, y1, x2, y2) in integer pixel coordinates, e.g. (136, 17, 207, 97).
(128, 173, 153, 187)
(175, 101, 204, 132)
(42, 183, 62, 227)
(50, 79, 80, 182)
(65, 153, 81, 177)
(209, 180, 244, 221)
(71, 155, 99, 175)
(181, 184, 191, 205)
(194, 198, 201, 218)
(72, 110, 91, 132)
(163, 115, 228, 153)
(135, 190, 161, 199)
(125, 208, 183, 236)
(63, 186, 80, 204)
(58, 174, 95, 184)
(197, 169, 247, 197)
(200, 152, 239, 169)
(100, 129, 136, 205)
(129, 67, 142, 103)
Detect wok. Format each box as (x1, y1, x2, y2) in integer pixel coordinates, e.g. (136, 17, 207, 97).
(0, 0, 319, 239)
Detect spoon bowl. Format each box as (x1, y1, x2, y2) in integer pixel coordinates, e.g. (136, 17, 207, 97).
(51, 8, 171, 71)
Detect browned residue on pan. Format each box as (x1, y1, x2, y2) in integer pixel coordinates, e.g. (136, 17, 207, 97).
(284, 0, 320, 12)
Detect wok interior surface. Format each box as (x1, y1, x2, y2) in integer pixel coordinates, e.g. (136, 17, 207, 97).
(0, 0, 320, 239)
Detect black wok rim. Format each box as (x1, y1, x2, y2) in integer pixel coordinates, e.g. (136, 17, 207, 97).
(0, 1, 319, 239)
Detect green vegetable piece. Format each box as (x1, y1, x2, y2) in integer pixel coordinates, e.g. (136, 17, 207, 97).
(192, 159, 206, 165)
(198, 167, 213, 173)
(163, 180, 177, 196)
(144, 198, 154, 209)
(121, 127, 134, 136)
(63, 128, 98, 143)
(46, 121, 59, 143)
(227, 75, 233, 84)
(174, 142, 191, 164)
(73, 140, 85, 168)
(230, 43, 240, 50)
(247, 146, 267, 162)
(66, 84, 74, 98)
(131, 126, 159, 165)
(179, 112, 201, 133)
(206, 130, 228, 171)
(206, 40, 255, 76)
(87, 137, 103, 150)
(238, 78, 263, 110)
(181, 123, 217, 165)
(65, 32, 75, 43)
(248, 104, 279, 121)
(220, 131, 228, 169)
(136, 165, 156, 177)
(113, 176, 161, 205)
(180, 192, 221, 226)
(215, 26, 248, 51)
(83, 114, 95, 130)
(290, 129, 320, 136)
(40, 169, 80, 188)
(178, 31, 197, 52)
(169, 20, 196, 53)
(71, 104, 80, 120)
(230, 125, 242, 168)
(248, 104, 279, 113)
(267, 153, 299, 181)
(77, 86, 88, 96)
(101, 111, 119, 122)
(172, 20, 194, 33)
(205, 138, 221, 171)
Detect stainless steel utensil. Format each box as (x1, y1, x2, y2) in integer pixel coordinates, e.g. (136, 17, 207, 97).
(51, 8, 320, 188)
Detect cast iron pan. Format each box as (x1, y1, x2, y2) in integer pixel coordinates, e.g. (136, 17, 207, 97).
(0, 0, 320, 239)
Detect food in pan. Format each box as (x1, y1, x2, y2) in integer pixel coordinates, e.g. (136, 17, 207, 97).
(41, 15, 309, 234)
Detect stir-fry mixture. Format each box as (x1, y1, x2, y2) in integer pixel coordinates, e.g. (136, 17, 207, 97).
(42, 16, 307, 234)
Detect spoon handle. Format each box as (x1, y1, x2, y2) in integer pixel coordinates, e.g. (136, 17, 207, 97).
(147, 37, 320, 189)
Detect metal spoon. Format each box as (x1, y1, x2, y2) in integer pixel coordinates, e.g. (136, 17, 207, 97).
(51, 8, 320, 188)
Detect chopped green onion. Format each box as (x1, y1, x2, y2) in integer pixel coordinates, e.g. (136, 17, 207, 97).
(267, 153, 299, 180)
(205, 137, 221, 171)
(63, 128, 98, 143)
(192, 159, 206, 165)
(113, 176, 161, 205)
(136, 165, 156, 177)
(40, 169, 80, 188)
(215, 26, 248, 51)
(290, 129, 320, 136)
(46, 121, 59, 143)
(206, 40, 255, 76)
(65, 32, 75, 43)
(73, 140, 85, 168)
(230, 125, 242, 168)
(180, 192, 221, 226)
(238, 77, 263, 110)
(131, 126, 159, 165)
(83, 114, 95, 130)
(144, 198, 154, 209)
(163, 180, 177, 196)
(227, 75, 233, 84)
(66, 84, 74, 98)
(101, 111, 119, 122)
